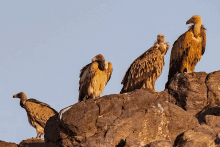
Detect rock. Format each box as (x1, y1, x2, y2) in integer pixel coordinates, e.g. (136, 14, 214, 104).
(144, 140, 173, 147)
(19, 138, 45, 147)
(4, 71, 220, 146)
(205, 115, 220, 132)
(44, 114, 62, 147)
(45, 89, 199, 147)
(167, 72, 208, 115)
(206, 71, 220, 106)
(196, 105, 220, 123)
(0, 140, 18, 147)
(44, 113, 78, 147)
(174, 124, 217, 147)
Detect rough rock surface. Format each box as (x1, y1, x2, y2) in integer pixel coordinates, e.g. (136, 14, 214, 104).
(197, 105, 220, 123)
(174, 124, 217, 147)
(0, 140, 18, 147)
(167, 72, 208, 115)
(19, 138, 45, 147)
(205, 115, 220, 132)
(4, 70, 219, 147)
(206, 71, 220, 106)
(144, 140, 173, 147)
(45, 89, 199, 147)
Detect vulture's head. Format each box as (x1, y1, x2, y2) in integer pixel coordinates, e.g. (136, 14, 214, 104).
(92, 54, 105, 62)
(13, 92, 28, 100)
(157, 34, 165, 43)
(92, 54, 107, 70)
(186, 15, 202, 25)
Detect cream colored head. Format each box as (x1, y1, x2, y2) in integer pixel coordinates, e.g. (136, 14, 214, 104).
(157, 34, 165, 43)
(13, 92, 28, 100)
(186, 15, 202, 25)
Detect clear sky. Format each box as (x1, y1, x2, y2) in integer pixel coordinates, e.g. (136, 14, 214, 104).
(1, 0, 220, 144)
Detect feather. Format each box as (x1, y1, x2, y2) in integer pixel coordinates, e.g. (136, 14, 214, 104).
(25, 100, 57, 128)
(78, 54, 113, 102)
(13, 92, 58, 138)
(166, 16, 206, 89)
(121, 34, 169, 93)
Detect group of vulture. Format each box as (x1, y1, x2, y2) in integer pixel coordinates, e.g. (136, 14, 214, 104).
(13, 15, 206, 138)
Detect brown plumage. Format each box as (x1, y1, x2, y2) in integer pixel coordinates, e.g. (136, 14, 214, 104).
(120, 34, 169, 93)
(13, 92, 58, 138)
(78, 54, 113, 102)
(166, 15, 206, 88)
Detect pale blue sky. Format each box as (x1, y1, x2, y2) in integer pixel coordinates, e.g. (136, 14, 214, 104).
(1, 0, 220, 144)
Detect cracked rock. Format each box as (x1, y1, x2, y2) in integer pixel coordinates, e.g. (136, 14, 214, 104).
(45, 89, 198, 147)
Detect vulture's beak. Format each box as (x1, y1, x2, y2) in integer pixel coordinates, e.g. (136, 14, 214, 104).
(186, 18, 193, 25)
(91, 57, 96, 62)
(13, 94, 17, 98)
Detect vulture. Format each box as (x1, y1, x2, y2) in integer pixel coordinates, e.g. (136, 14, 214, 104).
(78, 54, 113, 102)
(13, 92, 58, 138)
(166, 15, 206, 88)
(120, 34, 169, 93)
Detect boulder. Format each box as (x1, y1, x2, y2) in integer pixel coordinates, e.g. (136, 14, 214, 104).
(205, 115, 220, 131)
(45, 89, 199, 147)
(206, 71, 220, 106)
(174, 124, 217, 147)
(167, 72, 208, 115)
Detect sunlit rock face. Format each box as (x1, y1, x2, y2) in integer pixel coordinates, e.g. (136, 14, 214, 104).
(44, 70, 220, 147)
(0, 140, 18, 147)
(44, 89, 197, 146)
(167, 72, 208, 115)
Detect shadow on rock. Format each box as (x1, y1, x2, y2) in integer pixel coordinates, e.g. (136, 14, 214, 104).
(196, 105, 220, 123)
(19, 138, 45, 147)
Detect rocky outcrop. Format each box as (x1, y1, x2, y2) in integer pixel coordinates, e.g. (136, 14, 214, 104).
(44, 70, 220, 147)
(0, 70, 213, 147)
(45, 89, 199, 146)
(0, 139, 45, 147)
(19, 138, 45, 147)
(0, 140, 18, 147)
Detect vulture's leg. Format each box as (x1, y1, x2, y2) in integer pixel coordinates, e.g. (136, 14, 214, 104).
(35, 123, 44, 138)
(36, 132, 41, 138)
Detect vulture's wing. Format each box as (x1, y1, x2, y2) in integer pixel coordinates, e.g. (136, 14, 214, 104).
(78, 62, 99, 101)
(168, 25, 206, 81)
(25, 99, 58, 128)
(121, 46, 163, 93)
(168, 27, 194, 81)
(201, 25, 206, 55)
(106, 62, 113, 85)
(79, 63, 92, 78)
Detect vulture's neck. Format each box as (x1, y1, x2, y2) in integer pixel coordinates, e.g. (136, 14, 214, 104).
(20, 99, 26, 108)
(193, 22, 202, 37)
(158, 42, 166, 54)
(98, 60, 108, 70)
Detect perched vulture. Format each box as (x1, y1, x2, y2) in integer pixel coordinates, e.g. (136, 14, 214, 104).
(13, 92, 58, 138)
(78, 54, 113, 102)
(120, 34, 169, 93)
(166, 15, 206, 88)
